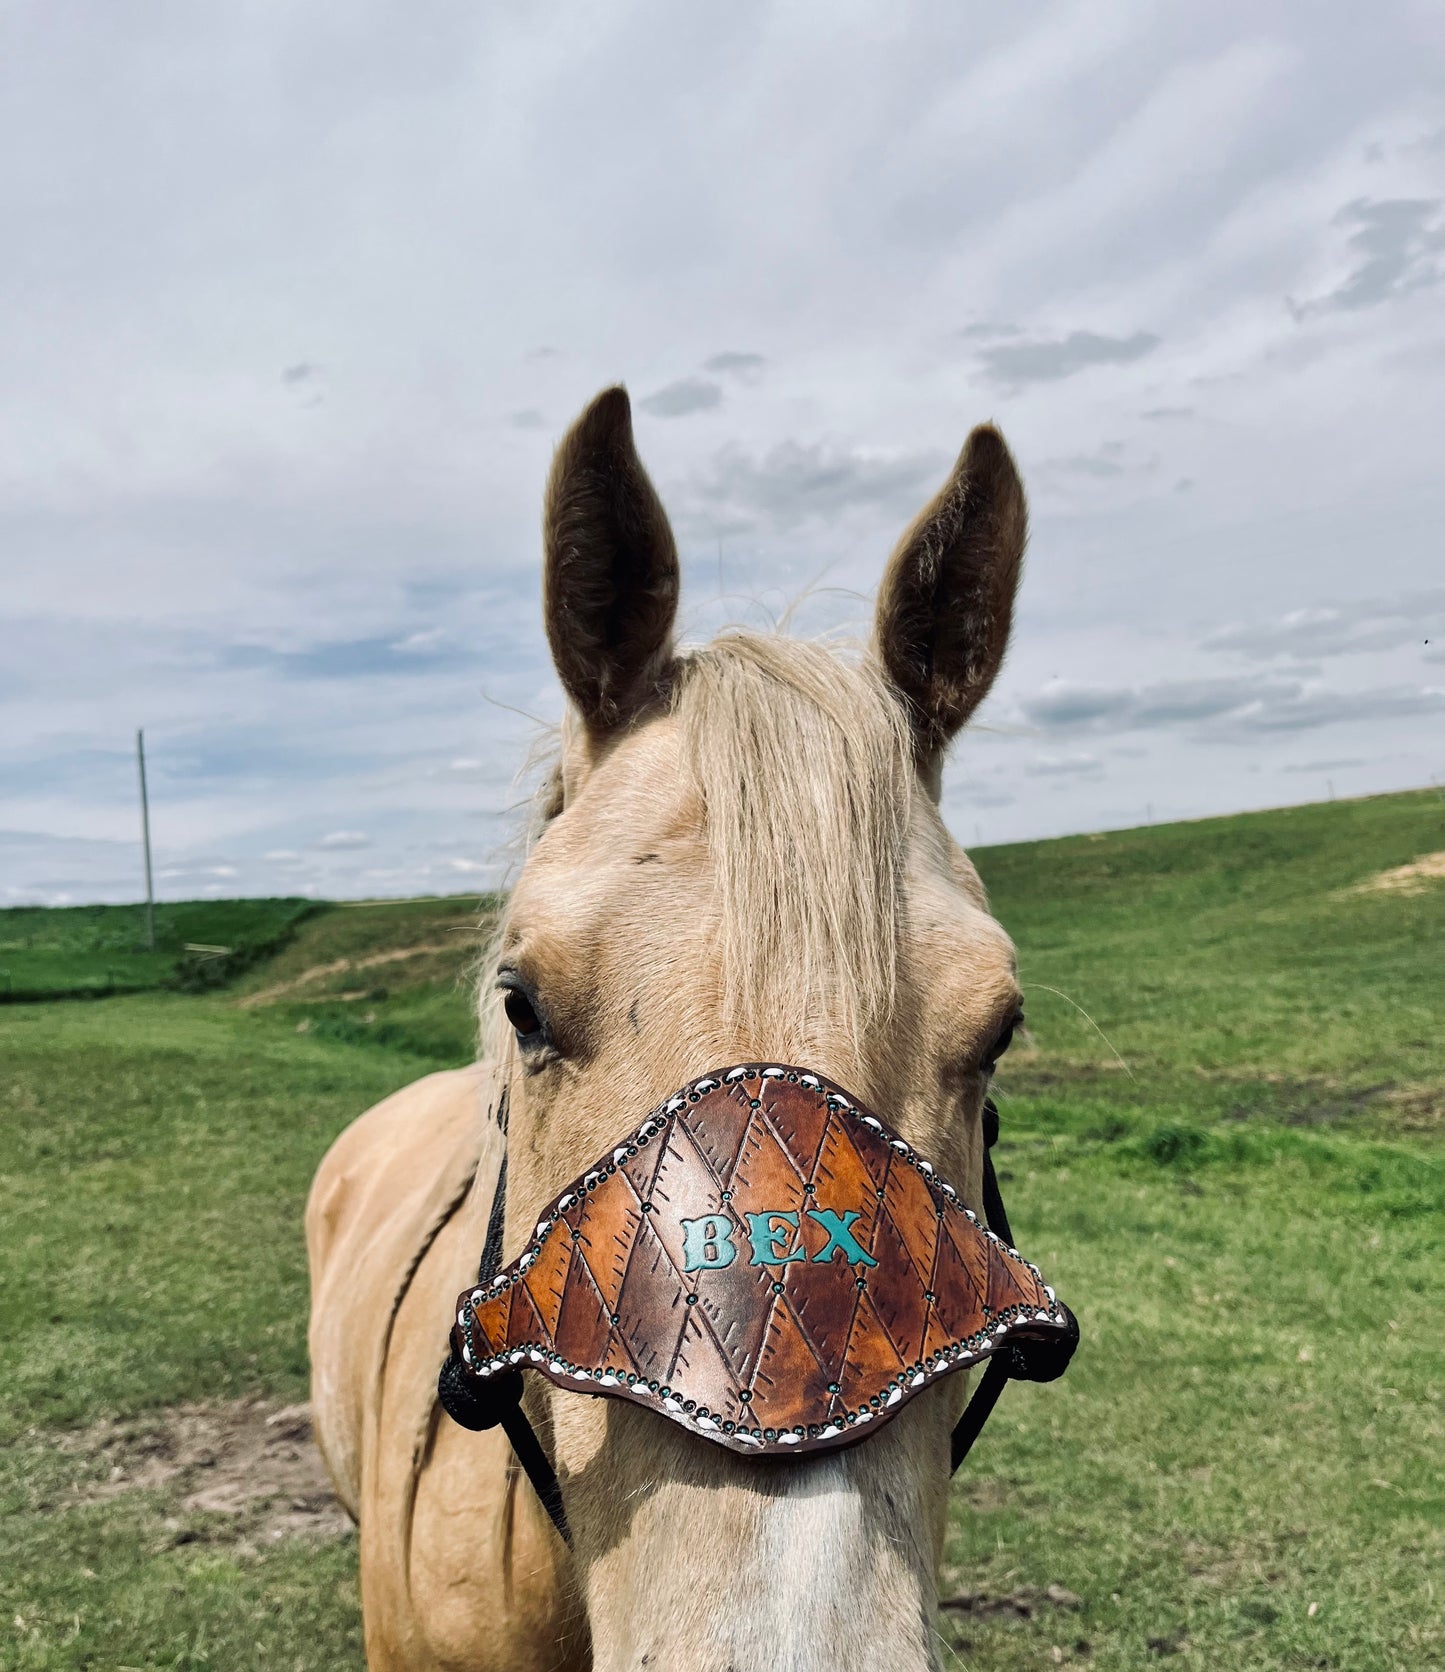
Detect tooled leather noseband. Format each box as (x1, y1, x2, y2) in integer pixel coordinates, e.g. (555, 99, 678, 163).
(438, 1064, 1078, 1545)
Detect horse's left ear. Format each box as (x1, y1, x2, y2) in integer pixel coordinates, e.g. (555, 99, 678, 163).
(544, 386, 680, 734)
(871, 423, 1027, 774)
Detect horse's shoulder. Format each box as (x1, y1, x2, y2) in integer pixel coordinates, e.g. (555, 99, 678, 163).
(307, 1065, 494, 1255)
(307, 1063, 503, 1523)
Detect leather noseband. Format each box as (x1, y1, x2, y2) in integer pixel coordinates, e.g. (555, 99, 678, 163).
(438, 1064, 1078, 1542)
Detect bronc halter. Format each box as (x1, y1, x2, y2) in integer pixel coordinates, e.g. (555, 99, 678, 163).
(438, 1063, 1079, 1545)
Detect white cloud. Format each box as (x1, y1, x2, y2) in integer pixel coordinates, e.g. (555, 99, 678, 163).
(391, 628, 449, 653)
(976, 329, 1160, 386)
(640, 377, 724, 418)
(1017, 674, 1445, 738)
(683, 439, 943, 535)
(1205, 589, 1445, 661)
(1024, 753, 1106, 778)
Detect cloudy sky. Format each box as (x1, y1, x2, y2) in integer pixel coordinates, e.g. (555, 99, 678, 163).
(4, 1, 1443, 905)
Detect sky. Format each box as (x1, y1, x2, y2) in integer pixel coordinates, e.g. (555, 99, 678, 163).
(3, 0, 1443, 906)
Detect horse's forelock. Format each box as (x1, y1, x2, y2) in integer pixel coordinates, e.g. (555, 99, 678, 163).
(671, 633, 913, 1051)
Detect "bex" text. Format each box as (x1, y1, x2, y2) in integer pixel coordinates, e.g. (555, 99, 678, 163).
(679, 1208, 878, 1272)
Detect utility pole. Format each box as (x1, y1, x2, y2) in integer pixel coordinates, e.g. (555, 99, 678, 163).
(137, 728, 155, 950)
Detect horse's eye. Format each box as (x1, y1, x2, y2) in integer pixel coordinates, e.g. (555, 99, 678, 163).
(983, 1012, 1022, 1073)
(503, 987, 543, 1040)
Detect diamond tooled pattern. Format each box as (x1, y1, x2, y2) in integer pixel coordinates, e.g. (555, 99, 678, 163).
(457, 1066, 1071, 1457)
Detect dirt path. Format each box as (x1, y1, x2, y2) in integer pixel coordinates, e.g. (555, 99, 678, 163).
(60, 1398, 352, 1547)
(239, 942, 462, 1008)
(1353, 851, 1445, 895)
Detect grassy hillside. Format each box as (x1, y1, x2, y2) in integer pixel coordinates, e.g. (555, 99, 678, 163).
(0, 890, 498, 1056)
(233, 892, 497, 1063)
(0, 897, 323, 999)
(1, 789, 1442, 1671)
(980, 785, 1445, 1143)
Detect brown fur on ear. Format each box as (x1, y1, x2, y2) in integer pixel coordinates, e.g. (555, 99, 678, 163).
(871, 422, 1027, 767)
(544, 386, 680, 732)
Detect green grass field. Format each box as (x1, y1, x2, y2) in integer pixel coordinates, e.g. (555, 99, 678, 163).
(2, 789, 1441, 1670)
(0, 898, 324, 1000)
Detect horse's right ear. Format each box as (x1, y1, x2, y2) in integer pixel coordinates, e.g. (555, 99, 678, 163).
(543, 387, 680, 734)
(871, 423, 1027, 778)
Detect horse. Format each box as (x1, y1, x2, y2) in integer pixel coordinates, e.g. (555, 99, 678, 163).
(307, 384, 1031, 1672)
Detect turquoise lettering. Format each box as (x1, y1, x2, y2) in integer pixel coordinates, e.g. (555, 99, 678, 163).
(808, 1207, 877, 1267)
(745, 1210, 805, 1266)
(682, 1213, 738, 1271)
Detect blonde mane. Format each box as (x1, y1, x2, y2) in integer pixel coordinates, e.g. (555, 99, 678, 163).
(671, 633, 913, 1048)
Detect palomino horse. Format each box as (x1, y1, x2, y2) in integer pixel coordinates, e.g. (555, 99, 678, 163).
(307, 386, 1031, 1672)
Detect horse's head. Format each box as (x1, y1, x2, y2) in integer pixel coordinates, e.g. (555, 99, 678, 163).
(491, 387, 1028, 1671)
